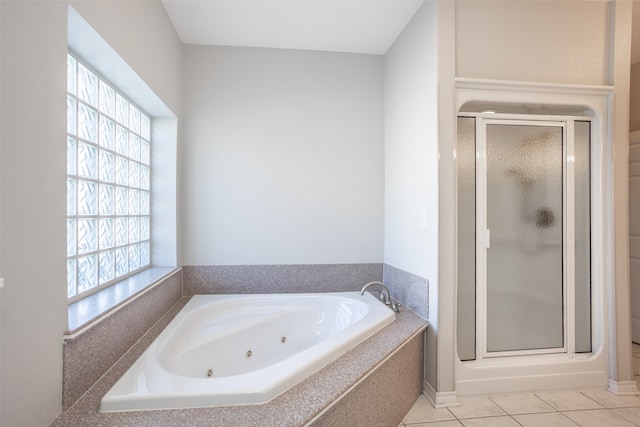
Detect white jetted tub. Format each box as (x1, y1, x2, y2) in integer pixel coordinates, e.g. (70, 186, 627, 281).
(100, 291, 395, 412)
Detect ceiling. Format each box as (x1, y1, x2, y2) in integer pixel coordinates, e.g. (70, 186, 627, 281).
(161, 0, 424, 55)
(162, 0, 640, 64)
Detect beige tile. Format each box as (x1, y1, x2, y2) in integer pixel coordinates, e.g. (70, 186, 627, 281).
(614, 407, 640, 425)
(460, 417, 521, 427)
(581, 390, 640, 408)
(489, 394, 555, 415)
(448, 396, 507, 419)
(513, 412, 580, 427)
(403, 395, 456, 424)
(632, 343, 640, 354)
(634, 356, 640, 376)
(536, 391, 604, 411)
(563, 409, 638, 427)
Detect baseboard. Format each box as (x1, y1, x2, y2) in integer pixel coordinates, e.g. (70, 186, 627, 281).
(608, 379, 640, 396)
(456, 370, 608, 396)
(423, 380, 460, 408)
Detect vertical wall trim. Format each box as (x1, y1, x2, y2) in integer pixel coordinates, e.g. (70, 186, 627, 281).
(608, 0, 636, 391)
(436, 0, 458, 398)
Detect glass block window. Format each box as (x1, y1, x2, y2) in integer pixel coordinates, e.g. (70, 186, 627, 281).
(67, 53, 151, 301)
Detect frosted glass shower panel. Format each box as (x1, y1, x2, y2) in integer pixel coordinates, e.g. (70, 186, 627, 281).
(457, 117, 476, 361)
(486, 124, 564, 353)
(574, 121, 591, 353)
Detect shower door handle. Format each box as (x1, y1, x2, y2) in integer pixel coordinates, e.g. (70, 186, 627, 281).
(485, 229, 491, 249)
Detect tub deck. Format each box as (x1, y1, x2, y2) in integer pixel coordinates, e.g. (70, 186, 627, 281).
(52, 296, 428, 427)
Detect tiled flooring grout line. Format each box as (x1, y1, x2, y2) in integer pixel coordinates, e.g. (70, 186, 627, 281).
(401, 399, 640, 426)
(401, 384, 640, 426)
(574, 390, 610, 409)
(400, 408, 625, 427)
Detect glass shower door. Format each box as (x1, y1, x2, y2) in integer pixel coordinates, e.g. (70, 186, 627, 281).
(483, 122, 565, 354)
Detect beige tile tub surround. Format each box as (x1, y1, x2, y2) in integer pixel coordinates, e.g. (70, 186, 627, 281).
(182, 263, 429, 319)
(383, 263, 428, 318)
(307, 329, 423, 426)
(183, 262, 429, 320)
(62, 269, 183, 410)
(53, 298, 427, 426)
(182, 263, 384, 295)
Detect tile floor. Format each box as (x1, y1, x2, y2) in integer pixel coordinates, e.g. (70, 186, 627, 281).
(398, 343, 640, 427)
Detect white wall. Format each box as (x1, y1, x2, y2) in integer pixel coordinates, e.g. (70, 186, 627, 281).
(0, 2, 183, 425)
(182, 45, 384, 265)
(383, 0, 439, 389)
(70, 1, 183, 116)
(1, 3, 68, 426)
(456, 0, 610, 85)
(384, 2, 438, 280)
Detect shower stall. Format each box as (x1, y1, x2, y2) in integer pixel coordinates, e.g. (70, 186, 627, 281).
(454, 80, 612, 395)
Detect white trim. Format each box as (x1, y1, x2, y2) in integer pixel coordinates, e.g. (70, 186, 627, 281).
(423, 380, 460, 408)
(475, 117, 487, 361)
(607, 379, 640, 396)
(455, 78, 614, 96)
(458, 370, 608, 396)
(565, 119, 576, 357)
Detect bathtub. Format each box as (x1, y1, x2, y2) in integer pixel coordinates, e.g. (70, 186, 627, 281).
(100, 291, 395, 412)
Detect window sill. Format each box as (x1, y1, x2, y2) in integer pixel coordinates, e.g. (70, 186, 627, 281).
(66, 266, 180, 335)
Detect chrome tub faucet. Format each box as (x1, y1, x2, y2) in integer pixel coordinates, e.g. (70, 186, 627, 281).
(359, 281, 400, 312)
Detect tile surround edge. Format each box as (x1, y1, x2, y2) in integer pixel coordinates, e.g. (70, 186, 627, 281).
(182, 263, 384, 295)
(383, 263, 429, 318)
(53, 300, 428, 426)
